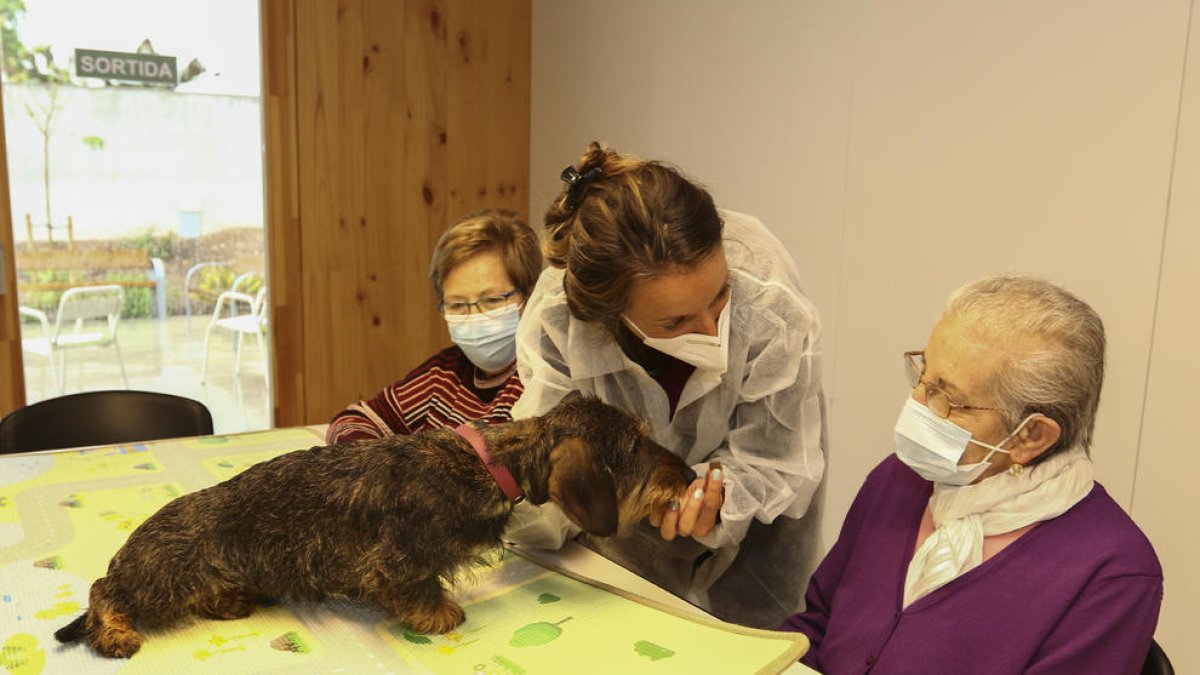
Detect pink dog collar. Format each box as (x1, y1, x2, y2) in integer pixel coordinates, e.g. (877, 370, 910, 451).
(455, 423, 525, 504)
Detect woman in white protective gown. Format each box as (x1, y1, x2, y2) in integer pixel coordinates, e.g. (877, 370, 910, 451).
(505, 142, 828, 629)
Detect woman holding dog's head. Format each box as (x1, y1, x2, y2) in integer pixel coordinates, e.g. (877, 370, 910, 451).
(326, 209, 542, 444)
(506, 142, 826, 628)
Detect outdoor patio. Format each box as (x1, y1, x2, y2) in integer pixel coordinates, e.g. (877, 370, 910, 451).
(19, 314, 272, 435)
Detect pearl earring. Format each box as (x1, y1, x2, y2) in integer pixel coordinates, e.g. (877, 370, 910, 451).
(1008, 462, 1024, 477)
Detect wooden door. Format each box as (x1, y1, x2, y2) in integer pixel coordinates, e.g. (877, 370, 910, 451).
(261, 0, 531, 426)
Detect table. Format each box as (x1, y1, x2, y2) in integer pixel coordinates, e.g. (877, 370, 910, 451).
(0, 426, 811, 674)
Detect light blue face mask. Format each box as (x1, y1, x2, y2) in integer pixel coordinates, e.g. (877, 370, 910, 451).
(444, 303, 520, 374)
(894, 398, 1032, 486)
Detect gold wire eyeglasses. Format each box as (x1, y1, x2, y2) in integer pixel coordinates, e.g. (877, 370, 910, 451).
(904, 350, 1002, 419)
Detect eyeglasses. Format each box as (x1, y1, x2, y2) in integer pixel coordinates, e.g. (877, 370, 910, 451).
(904, 350, 1002, 419)
(440, 290, 521, 316)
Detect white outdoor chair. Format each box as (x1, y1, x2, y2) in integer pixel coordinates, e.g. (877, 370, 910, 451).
(201, 283, 268, 383)
(19, 284, 130, 395)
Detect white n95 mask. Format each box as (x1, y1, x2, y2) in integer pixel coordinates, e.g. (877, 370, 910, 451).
(445, 303, 520, 373)
(624, 301, 731, 374)
(894, 397, 1032, 486)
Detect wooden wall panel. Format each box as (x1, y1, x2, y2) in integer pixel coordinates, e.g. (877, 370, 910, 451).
(0, 80, 27, 417)
(261, 0, 305, 427)
(447, 0, 532, 217)
(262, 0, 531, 427)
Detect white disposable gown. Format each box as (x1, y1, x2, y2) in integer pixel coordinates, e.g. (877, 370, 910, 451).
(506, 210, 827, 628)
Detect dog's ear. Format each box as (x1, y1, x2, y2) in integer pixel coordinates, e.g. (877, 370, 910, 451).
(548, 436, 617, 536)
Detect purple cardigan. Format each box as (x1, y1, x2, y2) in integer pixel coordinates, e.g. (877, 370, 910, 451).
(780, 455, 1162, 675)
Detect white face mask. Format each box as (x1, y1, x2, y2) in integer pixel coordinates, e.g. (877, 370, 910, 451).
(623, 301, 731, 374)
(445, 303, 520, 373)
(894, 397, 1033, 486)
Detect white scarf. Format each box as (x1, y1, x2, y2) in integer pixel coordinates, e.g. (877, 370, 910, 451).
(902, 446, 1094, 608)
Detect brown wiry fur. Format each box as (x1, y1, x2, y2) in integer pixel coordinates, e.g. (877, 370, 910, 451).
(55, 395, 693, 658)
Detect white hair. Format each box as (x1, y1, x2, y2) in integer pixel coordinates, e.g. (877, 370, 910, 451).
(945, 275, 1105, 455)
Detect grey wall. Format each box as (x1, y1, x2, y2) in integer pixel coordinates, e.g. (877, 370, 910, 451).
(532, 1, 1197, 668)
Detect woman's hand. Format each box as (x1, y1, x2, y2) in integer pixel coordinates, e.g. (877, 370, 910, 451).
(649, 462, 725, 540)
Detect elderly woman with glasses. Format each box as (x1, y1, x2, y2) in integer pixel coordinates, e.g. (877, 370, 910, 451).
(780, 275, 1162, 674)
(326, 210, 542, 444)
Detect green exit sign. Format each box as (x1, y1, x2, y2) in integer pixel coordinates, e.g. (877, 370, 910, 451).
(75, 49, 177, 85)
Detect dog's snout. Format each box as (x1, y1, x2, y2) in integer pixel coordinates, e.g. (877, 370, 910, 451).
(682, 466, 698, 484)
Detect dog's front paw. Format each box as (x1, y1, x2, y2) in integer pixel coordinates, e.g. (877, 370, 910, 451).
(406, 598, 466, 634)
(93, 625, 143, 658)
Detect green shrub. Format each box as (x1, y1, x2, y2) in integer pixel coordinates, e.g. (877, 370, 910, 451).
(122, 287, 152, 319)
(195, 266, 263, 296)
(124, 228, 177, 260)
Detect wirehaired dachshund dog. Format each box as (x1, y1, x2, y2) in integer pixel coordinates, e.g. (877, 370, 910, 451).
(55, 395, 695, 658)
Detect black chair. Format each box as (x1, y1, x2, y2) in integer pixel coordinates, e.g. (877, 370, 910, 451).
(1142, 639, 1173, 675)
(0, 390, 214, 454)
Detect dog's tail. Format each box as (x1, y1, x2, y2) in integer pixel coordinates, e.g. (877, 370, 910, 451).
(54, 612, 87, 643)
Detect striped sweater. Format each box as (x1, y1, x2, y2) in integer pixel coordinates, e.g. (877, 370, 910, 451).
(325, 346, 523, 444)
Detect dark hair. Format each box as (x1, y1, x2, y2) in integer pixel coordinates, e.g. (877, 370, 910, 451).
(429, 209, 543, 299)
(543, 142, 723, 334)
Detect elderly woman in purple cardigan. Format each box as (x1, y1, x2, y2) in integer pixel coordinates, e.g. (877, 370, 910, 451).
(780, 275, 1162, 674)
